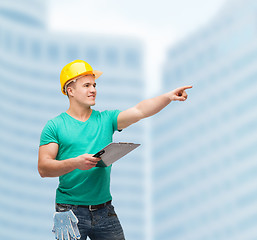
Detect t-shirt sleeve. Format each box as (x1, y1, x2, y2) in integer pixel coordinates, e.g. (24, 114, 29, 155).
(107, 110, 122, 132)
(39, 120, 59, 146)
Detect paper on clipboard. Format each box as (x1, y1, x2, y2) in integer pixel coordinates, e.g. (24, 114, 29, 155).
(93, 142, 140, 167)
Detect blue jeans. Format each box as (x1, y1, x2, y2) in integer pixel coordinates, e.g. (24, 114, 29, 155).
(56, 202, 125, 240)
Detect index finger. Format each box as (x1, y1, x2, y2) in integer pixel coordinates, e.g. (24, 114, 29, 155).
(177, 86, 193, 91)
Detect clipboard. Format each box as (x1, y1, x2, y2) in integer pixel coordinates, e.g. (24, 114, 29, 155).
(93, 142, 140, 167)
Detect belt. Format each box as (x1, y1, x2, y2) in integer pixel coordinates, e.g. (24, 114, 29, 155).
(57, 200, 112, 212)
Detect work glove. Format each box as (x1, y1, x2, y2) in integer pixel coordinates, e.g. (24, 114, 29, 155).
(52, 210, 81, 240)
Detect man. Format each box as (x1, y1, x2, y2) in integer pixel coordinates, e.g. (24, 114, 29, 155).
(38, 59, 192, 240)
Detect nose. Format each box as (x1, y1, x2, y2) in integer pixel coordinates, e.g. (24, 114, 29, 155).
(90, 85, 96, 93)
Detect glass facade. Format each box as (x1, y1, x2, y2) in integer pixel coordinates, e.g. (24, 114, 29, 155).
(0, 1, 146, 240)
(152, 1, 257, 239)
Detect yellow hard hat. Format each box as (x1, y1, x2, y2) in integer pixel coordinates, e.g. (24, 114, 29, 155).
(60, 60, 103, 95)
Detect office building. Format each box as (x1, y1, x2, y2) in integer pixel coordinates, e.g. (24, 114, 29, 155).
(0, 0, 146, 239)
(152, 0, 257, 239)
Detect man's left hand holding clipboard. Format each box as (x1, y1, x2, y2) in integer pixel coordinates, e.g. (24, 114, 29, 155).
(93, 142, 140, 167)
(93, 149, 107, 167)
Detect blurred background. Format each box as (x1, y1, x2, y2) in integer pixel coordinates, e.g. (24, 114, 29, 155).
(1, 0, 257, 240)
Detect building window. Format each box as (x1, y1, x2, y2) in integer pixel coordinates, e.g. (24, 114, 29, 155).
(31, 39, 41, 59)
(85, 47, 99, 65)
(47, 42, 59, 62)
(105, 48, 118, 66)
(17, 35, 26, 56)
(4, 29, 12, 51)
(66, 45, 79, 61)
(124, 49, 140, 68)
(174, 66, 182, 80)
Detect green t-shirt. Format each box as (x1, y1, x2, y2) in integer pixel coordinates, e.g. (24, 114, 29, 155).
(39, 109, 121, 205)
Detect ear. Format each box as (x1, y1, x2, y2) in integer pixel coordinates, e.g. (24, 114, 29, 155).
(67, 87, 74, 97)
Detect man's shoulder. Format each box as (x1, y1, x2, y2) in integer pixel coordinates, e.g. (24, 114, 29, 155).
(46, 113, 66, 126)
(94, 109, 121, 119)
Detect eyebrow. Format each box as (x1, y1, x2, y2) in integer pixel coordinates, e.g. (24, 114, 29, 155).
(82, 82, 96, 86)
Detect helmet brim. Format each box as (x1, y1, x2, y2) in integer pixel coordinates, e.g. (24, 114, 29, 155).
(93, 70, 103, 79)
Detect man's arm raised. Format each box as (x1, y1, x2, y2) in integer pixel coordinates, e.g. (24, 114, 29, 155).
(117, 86, 192, 130)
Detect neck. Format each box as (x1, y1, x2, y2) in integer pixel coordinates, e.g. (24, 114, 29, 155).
(66, 105, 92, 122)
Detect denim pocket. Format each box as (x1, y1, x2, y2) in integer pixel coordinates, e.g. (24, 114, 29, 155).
(107, 204, 117, 217)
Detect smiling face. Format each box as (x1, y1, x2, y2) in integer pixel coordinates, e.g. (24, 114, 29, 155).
(66, 74, 97, 108)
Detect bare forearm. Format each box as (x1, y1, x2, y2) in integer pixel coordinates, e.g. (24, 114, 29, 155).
(135, 92, 172, 119)
(38, 158, 76, 178)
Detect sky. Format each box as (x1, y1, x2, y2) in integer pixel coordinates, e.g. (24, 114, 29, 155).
(48, 0, 228, 94)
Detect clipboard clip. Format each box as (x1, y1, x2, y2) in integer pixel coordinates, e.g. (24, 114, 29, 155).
(93, 149, 105, 158)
